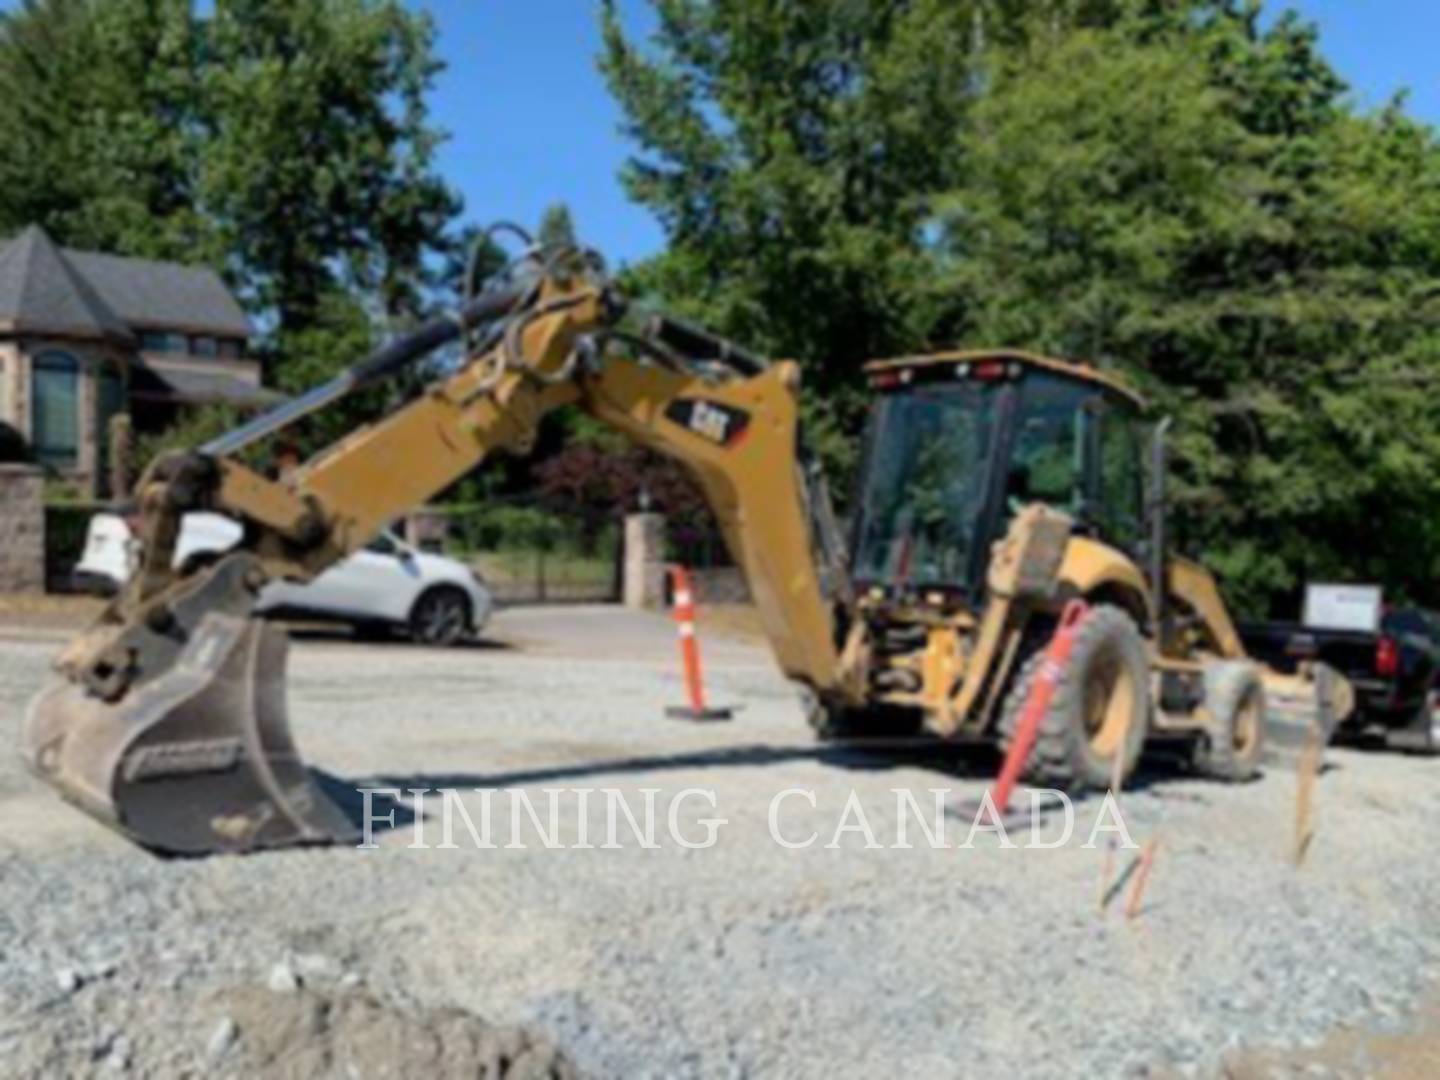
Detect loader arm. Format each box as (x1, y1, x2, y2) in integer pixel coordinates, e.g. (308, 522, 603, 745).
(25, 252, 856, 855)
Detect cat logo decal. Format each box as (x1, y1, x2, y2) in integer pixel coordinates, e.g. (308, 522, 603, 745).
(664, 399, 752, 447)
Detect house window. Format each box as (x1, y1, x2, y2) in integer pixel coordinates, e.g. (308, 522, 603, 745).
(31, 350, 80, 469)
(141, 330, 188, 353)
(191, 335, 218, 357)
(217, 339, 243, 359)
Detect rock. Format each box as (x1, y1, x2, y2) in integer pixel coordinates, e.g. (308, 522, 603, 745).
(83, 959, 117, 981)
(266, 963, 300, 994)
(294, 952, 340, 981)
(55, 968, 80, 995)
(206, 1017, 239, 1062)
(104, 1035, 131, 1072)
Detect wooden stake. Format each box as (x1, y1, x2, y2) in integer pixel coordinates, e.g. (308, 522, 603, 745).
(1294, 722, 1323, 867)
(1096, 691, 1131, 914)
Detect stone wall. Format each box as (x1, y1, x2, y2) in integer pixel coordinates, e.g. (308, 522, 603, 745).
(0, 464, 45, 593)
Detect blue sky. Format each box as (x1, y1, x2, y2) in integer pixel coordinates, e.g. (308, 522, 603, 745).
(426, 1, 662, 265)
(432, 1, 1440, 266)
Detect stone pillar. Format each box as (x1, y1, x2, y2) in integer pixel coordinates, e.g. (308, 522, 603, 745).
(0, 464, 45, 593)
(108, 413, 133, 501)
(623, 512, 666, 609)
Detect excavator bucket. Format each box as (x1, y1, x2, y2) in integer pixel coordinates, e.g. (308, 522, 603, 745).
(22, 612, 356, 856)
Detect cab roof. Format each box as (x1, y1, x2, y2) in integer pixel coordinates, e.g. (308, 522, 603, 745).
(863, 349, 1145, 409)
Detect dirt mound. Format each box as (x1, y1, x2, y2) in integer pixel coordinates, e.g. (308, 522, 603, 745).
(204, 985, 577, 1079)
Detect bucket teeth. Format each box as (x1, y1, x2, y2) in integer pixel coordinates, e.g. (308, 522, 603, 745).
(22, 614, 356, 856)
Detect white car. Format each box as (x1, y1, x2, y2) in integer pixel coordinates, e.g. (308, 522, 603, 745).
(76, 512, 493, 647)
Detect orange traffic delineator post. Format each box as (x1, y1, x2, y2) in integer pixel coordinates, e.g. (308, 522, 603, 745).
(664, 565, 734, 722)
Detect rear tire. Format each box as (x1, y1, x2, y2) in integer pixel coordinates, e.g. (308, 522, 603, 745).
(408, 586, 471, 647)
(1385, 688, 1440, 755)
(997, 605, 1150, 791)
(1195, 660, 1266, 781)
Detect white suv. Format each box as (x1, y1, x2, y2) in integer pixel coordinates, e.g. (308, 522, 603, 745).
(76, 512, 493, 647)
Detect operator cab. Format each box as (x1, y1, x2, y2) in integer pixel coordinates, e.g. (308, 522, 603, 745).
(850, 350, 1148, 603)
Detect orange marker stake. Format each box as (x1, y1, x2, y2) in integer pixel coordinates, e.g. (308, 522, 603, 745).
(1125, 837, 1160, 920)
(1097, 717, 1130, 914)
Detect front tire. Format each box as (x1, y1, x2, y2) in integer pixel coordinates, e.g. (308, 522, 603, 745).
(997, 605, 1151, 791)
(408, 586, 471, 647)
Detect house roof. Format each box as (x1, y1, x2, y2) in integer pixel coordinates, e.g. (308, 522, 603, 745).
(128, 362, 285, 409)
(0, 225, 251, 341)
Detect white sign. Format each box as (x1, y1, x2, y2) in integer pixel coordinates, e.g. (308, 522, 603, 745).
(1302, 583, 1383, 634)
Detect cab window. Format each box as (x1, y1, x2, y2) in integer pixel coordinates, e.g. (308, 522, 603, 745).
(1006, 373, 1092, 516)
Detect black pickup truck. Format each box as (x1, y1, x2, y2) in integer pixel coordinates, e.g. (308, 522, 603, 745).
(1240, 608, 1440, 753)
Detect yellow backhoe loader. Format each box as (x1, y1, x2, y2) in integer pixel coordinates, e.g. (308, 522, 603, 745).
(24, 240, 1276, 855)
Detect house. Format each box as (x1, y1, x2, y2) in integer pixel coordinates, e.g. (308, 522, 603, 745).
(0, 224, 281, 496)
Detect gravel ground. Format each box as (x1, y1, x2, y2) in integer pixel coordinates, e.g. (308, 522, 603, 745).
(2, 606, 1440, 1078)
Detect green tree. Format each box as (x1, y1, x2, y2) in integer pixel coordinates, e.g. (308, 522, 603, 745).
(599, 0, 986, 386)
(202, 0, 460, 333)
(537, 203, 578, 250)
(934, 11, 1440, 612)
(0, 0, 211, 260)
